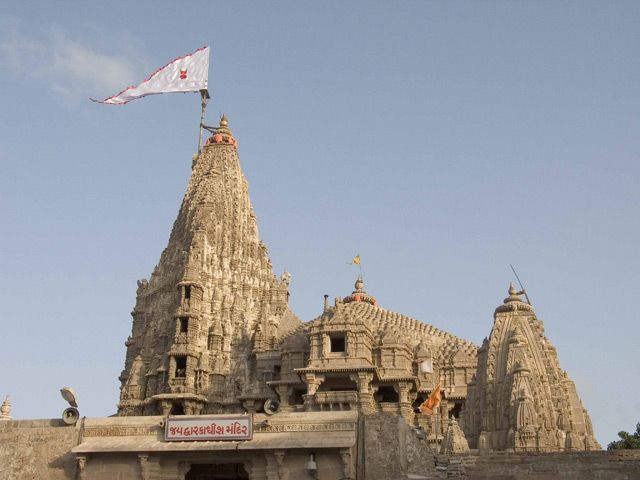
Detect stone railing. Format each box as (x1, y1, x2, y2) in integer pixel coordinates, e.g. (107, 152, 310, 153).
(379, 402, 401, 414)
(315, 391, 358, 411)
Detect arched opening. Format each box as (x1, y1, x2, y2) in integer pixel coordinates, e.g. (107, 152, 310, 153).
(317, 376, 358, 392)
(412, 394, 427, 413)
(449, 402, 463, 419)
(185, 463, 249, 480)
(170, 403, 185, 416)
(375, 386, 399, 403)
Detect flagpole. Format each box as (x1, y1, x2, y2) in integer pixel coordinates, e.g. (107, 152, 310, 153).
(197, 89, 210, 153)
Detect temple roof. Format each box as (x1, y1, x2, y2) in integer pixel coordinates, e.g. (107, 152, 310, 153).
(302, 298, 477, 358)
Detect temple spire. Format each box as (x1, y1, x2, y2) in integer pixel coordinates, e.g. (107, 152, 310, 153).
(117, 116, 298, 416)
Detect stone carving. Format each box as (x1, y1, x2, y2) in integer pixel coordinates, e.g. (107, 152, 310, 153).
(462, 284, 600, 452)
(440, 418, 470, 454)
(0, 395, 11, 420)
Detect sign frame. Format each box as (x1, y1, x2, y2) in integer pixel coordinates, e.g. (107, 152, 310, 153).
(164, 415, 253, 442)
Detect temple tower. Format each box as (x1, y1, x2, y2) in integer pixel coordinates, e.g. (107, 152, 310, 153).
(462, 284, 599, 452)
(117, 116, 299, 416)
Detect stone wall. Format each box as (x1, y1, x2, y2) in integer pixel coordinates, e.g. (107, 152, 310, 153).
(0, 419, 79, 480)
(461, 450, 640, 480)
(2, 415, 640, 480)
(361, 412, 437, 479)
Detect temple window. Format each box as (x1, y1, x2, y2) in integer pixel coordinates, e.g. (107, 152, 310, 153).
(330, 334, 346, 353)
(179, 317, 189, 333)
(175, 357, 187, 377)
(274, 365, 281, 381)
(170, 403, 185, 415)
(184, 285, 191, 300)
(449, 402, 463, 419)
(377, 386, 399, 403)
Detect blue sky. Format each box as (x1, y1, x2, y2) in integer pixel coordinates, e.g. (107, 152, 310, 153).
(1, 1, 638, 446)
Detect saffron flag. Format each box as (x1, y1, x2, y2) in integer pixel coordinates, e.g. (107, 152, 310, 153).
(419, 384, 441, 416)
(91, 46, 210, 104)
(349, 255, 361, 265)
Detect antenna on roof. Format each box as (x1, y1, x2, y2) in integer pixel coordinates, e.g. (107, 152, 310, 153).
(510, 264, 531, 305)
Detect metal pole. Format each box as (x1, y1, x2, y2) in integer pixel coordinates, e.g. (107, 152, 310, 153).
(197, 89, 209, 153)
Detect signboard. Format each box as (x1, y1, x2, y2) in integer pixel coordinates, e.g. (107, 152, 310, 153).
(164, 415, 253, 441)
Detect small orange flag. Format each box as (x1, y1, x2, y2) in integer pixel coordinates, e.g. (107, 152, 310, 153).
(419, 384, 441, 416)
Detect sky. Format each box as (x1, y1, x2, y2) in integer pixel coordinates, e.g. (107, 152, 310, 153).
(1, 1, 638, 447)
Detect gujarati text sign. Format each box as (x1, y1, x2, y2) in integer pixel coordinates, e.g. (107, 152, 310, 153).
(164, 415, 253, 441)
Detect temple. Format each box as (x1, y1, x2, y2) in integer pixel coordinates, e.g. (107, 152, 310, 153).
(2, 116, 619, 480)
(116, 116, 598, 448)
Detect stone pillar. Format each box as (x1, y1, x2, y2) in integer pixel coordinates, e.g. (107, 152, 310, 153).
(397, 381, 414, 423)
(304, 374, 325, 395)
(350, 372, 374, 413)
(160, 400, 172, 416)
(274, 385, 294, 412)
(303, 374, 324, 412)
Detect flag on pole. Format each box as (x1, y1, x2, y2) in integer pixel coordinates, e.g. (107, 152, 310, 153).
(419, 384, 441, 416)
(91, 46, 210, 104)
(348, 255, 361, 265)
(419, 359, 434, 374)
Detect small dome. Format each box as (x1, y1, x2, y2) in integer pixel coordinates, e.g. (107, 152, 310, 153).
(343, 276, 377, 306)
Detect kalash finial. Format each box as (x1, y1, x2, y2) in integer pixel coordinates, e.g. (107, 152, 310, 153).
(0, 395, 11, 420)
(504, 282, 523, 303)
(343, 276, 377, 306)
(207, 114, 237, 149)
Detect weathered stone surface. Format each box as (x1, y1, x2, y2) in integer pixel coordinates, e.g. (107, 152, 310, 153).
(362, 412, 438, 480)
(441, 418, 470, 454)
(464, 450, 640, 479)
(0, 419, 78, 480)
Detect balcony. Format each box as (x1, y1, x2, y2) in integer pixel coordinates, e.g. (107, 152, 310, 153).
(315, 391, 358, 411)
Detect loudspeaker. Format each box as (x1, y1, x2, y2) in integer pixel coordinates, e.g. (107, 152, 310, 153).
(62, 407, 80, 425)
(263, 399, 280, 415)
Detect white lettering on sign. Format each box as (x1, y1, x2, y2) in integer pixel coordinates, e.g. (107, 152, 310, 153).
(164, 415, 253, 441)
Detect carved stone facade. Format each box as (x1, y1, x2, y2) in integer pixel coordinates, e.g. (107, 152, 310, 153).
(118, 117, 299, 418)
(462, 284, 600, 452)
(112, 116, 597, 462)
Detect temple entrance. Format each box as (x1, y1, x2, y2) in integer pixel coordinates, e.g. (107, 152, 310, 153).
(185, 463, 249, 480)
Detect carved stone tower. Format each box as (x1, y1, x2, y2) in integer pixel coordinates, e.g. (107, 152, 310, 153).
(117, 116, 298, 416)
(462, 284, 599, 452)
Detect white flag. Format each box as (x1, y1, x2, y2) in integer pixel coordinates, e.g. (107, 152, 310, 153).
(92, 46, 209, 104)
(419, 359, 433, 374)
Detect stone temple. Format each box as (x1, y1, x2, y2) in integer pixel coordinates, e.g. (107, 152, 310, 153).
(3, 116, 639, 480)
